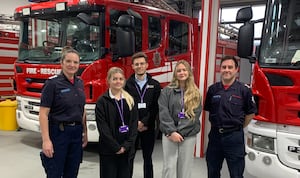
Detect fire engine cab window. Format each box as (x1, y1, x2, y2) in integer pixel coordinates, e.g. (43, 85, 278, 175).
(260, 0, 300, 66)
(167, 20, 188, 56)
(18, 14, 101, 63)
(148, 16, 161, 49)
(110, 9, 142, 52)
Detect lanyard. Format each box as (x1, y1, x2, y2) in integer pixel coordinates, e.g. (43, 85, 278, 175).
(115, 98, 125, 125)
(181, 89, 185, 112)
(135, 84, 147, 103)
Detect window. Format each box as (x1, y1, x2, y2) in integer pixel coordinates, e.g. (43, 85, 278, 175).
(168, 20, 188, 56)
(148, 16, 161, 49)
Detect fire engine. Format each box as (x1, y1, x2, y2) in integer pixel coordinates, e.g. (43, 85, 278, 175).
(14, 0, 236, 142)
(236, 0, 300, 177)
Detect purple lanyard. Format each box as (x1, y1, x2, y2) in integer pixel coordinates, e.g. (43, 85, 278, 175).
(181, 89, 184, 112)
(115, 98, 125, 125)
(135, 84, 147, 103)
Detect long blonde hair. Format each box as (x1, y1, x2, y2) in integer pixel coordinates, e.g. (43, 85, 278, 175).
(169, 60, 201, 120)
(107, 67, 134, 110)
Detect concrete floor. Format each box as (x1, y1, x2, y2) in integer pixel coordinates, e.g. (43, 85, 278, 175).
(0, 130, 255, 178)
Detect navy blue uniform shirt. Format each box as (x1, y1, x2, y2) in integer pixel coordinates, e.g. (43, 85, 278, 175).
(204, 80, 256, 127)
(40, 73, 86, 122)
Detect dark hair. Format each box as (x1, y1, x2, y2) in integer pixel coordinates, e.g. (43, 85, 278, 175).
(131, 52, 148, 64)
(60, 46, 79, 61)
(220, 55, 239, 68)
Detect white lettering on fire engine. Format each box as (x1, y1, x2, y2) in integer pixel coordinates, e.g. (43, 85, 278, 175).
(26, 68, 37, 74)
(40, 68, 61, 75)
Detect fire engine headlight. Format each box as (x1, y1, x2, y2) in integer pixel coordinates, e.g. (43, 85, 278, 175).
(86, 109, 95, 121)
(247, 132, 275, 154)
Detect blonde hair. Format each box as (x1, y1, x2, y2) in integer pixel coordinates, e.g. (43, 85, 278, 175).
(169, 60, 201, 120)
(107, 67, 134, 110)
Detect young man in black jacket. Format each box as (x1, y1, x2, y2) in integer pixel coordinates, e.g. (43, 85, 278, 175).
(125, 52, 161, 178)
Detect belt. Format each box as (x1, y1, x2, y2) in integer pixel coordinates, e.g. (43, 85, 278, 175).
(50, 120, 82, 126)
(213, 126, 241, 134)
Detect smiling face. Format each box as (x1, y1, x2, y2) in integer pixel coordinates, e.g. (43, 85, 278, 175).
(175, 63, 189, 83)
(60, 52, 80, 79)
(220, 58, 238, 85)
(132, 57, 148, 76)
(108, 71, 125, 91)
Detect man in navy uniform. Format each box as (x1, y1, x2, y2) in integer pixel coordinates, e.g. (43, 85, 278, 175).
(125, 52, 161, 178)
(204, 55, 257, 178)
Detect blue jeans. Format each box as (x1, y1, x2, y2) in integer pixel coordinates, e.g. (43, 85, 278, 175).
(206, 128, 246, 178)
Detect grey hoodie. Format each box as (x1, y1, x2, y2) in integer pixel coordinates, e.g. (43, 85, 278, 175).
(158, 86, 202, 137)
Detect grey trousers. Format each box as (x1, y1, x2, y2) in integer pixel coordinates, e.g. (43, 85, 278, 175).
(162, 135, 196, 178)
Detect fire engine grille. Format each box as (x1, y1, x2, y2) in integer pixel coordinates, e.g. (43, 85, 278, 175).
(25, 78, 47, 93)
(27, 88, 42, 93)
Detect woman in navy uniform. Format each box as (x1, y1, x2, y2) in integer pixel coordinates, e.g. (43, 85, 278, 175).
(95, 67, 138, 178)
(204, 56, 257, 178)
(39, 46, 88, 178)
(158, 60, 202, 178)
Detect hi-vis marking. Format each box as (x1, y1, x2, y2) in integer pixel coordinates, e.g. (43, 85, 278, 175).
(147, 61, 177, 83)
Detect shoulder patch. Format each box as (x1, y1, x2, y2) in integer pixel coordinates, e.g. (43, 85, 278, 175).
(48, 75, 58, 79)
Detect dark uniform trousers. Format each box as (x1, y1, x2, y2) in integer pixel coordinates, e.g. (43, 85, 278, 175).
(100, 153, 131, 178)
(129, 128, 155, 178)
(206, 128, 245, 178)
(41, 124, 83, 178)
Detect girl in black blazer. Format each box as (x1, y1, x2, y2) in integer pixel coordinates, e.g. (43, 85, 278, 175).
(95, 67, 138, 178)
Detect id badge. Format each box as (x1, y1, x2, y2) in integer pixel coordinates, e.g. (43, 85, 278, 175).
(138, 102, 146, 109)
(178, 112, 185, 119)
(119, 125, 129, 133)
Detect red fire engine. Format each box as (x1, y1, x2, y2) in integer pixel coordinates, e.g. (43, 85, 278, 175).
(14, 0, 237, 143)
(236, 0, 300, 177)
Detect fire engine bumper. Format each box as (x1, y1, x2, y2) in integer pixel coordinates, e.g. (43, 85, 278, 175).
(246, 146, 300, 178)
(16, 109, 99, 142)
(16, 109, 41, 132)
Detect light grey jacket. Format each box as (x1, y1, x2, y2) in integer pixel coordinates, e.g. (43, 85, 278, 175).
(158, 86, 202, 137)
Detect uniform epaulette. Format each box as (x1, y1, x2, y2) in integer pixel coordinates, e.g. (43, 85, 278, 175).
(48, 75, 58, 79)
(244, 83, 251, 88)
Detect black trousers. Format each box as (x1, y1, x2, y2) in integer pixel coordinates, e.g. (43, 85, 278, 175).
(100, 153, 130, 178)
(206, 128, 246, 178)
(130, 129, 155, 178)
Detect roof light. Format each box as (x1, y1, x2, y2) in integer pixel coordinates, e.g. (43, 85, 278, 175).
(56, 2, 66, 12)
(22, 8, 31, 16)
(79, 0, 88, 5)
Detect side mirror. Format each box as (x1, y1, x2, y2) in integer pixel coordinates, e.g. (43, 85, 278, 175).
(236, 7, 253, 23)
(115, 15, 135, 59)
(237, 22, 254, 58)
(236, 7, 254, 59)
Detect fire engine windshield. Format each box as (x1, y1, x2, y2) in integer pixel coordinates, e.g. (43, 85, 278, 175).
(260, 0, 300, 68)
(18, 14, 101, 63)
